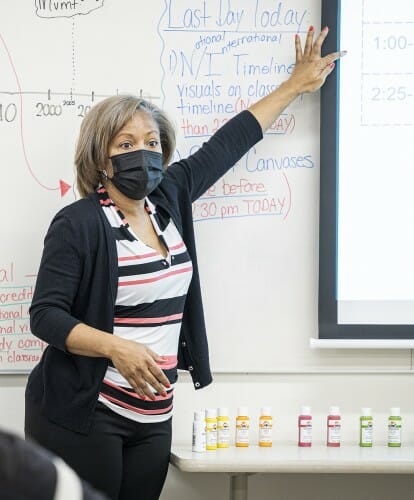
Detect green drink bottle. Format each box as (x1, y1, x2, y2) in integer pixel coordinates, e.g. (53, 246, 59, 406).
(359, 408, 373, 447)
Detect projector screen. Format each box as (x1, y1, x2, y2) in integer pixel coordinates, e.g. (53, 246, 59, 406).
(319, 0, 414, 338)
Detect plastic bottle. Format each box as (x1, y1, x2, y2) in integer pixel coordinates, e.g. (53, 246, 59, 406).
(326, 406, 341, 447)
(359, 408, 373, 447)
(192, 410, 206, 453)
(235, 407, 250, 447)
(205, 408, 217, 451)
(217, 407, 230, 448)
(298, 406, 312, 447)
(388, 408, 402, 447)
(258, 406, 273, 447)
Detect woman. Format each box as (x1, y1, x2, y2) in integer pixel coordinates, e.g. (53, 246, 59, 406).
(25, 27, 344, 500)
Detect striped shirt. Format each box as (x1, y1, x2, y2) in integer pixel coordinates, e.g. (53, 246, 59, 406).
(96, 187, 193, 423)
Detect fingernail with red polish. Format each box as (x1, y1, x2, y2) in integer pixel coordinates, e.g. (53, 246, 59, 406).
(309, 25, 314, 31)
(330, 62, 335, 69)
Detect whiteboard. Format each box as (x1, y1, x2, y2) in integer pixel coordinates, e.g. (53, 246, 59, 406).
(0, 0, 320, 373)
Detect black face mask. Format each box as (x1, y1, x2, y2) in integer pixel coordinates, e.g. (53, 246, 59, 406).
(107, 149, 163, 200)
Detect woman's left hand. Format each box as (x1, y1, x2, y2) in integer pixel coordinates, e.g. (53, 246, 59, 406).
(247, 26, 346, 132)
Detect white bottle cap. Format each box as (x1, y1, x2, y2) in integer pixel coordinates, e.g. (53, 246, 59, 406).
(237, 407, 249, 417)
(205, 408, 217, 419)
(390, 408, 400, 416)
(261, 406, 272, 416)
(194, 410, 204, 421)
(361, 408, 372, 416)
(329, 406, 340, 415)
(218, 407, 229, 417)
(300, 406, 311, 415)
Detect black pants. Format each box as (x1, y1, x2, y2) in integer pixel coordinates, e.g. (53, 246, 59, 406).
(25, 400, 172, 500)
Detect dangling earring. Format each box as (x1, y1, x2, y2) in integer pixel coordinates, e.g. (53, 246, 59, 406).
(101, 170, 108, 180)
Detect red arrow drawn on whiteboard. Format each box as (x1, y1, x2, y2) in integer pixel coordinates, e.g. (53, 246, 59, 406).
(59, 179, 71, 196)
(0, 32, 71, 197)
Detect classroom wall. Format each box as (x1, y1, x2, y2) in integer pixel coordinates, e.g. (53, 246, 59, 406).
(2, 1, 414, 499)
(3, 366, 414, 499)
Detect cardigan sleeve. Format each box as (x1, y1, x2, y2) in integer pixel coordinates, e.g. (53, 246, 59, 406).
(163, 110, 263, 202)
(29, 211, 83, 352)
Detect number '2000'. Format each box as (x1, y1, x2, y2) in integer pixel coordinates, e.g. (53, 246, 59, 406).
(36, 102, 63, 117)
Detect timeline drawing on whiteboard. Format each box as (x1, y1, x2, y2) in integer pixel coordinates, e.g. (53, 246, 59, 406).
(0, 0, 158, 199)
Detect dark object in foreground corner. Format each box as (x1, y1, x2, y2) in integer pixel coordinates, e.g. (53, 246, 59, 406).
(0, 428, 109, 500)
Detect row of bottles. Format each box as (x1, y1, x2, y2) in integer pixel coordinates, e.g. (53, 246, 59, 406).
(296, 406, 402, 448)
(193, 407, 273, 452)
(192, 407, 403, 452)
(359, 407, 402, 447)
(298, 406, 341, 447)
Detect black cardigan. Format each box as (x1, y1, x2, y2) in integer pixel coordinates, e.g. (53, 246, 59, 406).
(26, 110, 263, 433)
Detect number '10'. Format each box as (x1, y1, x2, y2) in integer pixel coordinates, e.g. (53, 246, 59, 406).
(0, 103, 17, 122)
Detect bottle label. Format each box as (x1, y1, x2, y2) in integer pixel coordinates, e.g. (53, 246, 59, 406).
(299, 418, 312, 444)
(388, 418, 402, 444)
(236, 418, 250, 445)
(217, 419, 230, 447)
(206, 420, 217, 450)
(259, 418, 273, 445)
(360, 419, 373, 445)
(192, 422, 206, 452)
(327, 418, 341, 444)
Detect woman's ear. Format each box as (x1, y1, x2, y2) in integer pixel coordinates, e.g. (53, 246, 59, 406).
(102, 157, 114, 178)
